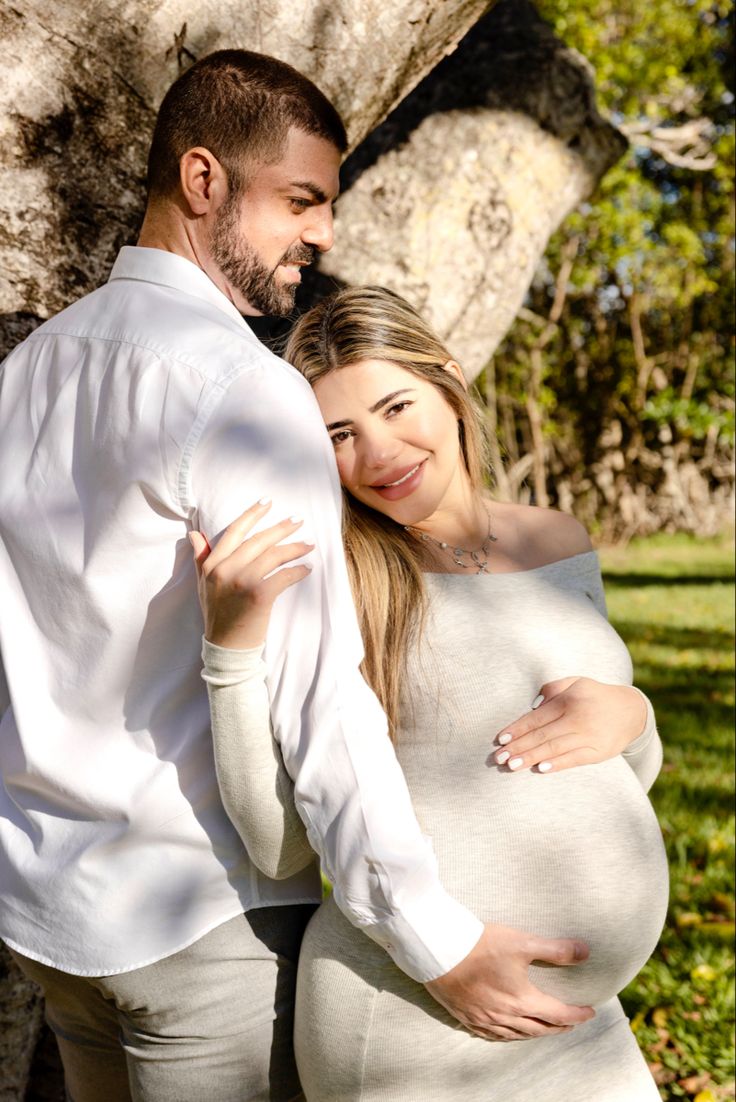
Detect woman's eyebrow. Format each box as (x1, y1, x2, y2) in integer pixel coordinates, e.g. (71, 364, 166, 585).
(369, 388, 415, 413)
(326, 389, 416, 432)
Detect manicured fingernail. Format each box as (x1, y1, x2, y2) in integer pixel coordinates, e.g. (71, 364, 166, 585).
(531, 694, 545, 709)
(508, 757, 524, 770)
(289, 515, 302, 523)
(498, 733, 512, 745)
(538, 761, 552, 773)
(496, 750, 510, 765)
(187, 533, 195, 547)
(258, 497, 271, 505)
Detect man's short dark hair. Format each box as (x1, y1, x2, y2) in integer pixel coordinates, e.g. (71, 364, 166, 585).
(147, 49, 348, 198)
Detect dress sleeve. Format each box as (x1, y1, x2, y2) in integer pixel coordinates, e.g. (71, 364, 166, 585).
(201, 638, 315, 880)
(587, 556, 663, 793)
(621, 688, 663, 794)
(188, 360, 483, 983)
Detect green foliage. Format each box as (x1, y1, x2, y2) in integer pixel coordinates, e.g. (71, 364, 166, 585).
(488, 1, 734, 535)
(599, 532, 735, 1100)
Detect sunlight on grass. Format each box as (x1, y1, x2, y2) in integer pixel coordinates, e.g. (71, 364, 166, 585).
(599, 531, 735, 1102)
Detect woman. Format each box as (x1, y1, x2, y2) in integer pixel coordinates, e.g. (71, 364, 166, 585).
(191, 287, 668, 1101)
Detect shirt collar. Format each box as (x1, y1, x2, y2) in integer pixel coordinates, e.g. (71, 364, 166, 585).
(108, 246, 260, 337)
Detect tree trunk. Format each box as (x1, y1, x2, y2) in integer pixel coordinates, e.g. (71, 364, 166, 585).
(318, 0, 626, 381)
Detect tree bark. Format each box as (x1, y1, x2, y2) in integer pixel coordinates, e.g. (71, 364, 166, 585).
(318, 0, 626, 382)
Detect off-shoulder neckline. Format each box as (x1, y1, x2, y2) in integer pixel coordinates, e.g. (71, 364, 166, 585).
(422, 549, 599, 579)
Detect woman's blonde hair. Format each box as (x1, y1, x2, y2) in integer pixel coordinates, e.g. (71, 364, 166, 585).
(285, 286, 490, 741)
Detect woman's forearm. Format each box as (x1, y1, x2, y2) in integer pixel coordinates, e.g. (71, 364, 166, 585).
(201, 637, 315, 880)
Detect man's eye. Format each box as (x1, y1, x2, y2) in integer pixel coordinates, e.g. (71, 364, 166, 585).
(289, 198, 312, 212)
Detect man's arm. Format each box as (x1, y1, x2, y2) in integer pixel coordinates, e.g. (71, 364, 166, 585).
(188, 360, 593, 1035)
(0, 647, 9, 722)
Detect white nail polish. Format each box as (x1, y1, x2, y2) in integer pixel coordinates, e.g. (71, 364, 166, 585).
(508, 757, 524, 770)
(498, 733, 512, 746)
(531, 694, 545, 710)
(538, 761, 552, 773)
(496, 750, 510, 765)
(258, 497, 271, 505)
(289, 515, 302, 523)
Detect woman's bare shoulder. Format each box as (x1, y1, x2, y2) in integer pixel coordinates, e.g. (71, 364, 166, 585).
(492, 502, 593, 563)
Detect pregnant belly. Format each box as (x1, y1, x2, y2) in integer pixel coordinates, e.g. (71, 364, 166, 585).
(408, 757, 669, 1007)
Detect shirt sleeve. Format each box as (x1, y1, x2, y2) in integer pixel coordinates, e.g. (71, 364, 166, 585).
(188, 359, 483, 982)
(0, 649, 9, 722)
(201, 637, 315, 880)
(587, 557, 663, 793)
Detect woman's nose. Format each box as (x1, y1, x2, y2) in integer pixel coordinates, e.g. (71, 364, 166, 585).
(359, 428, 401, 469)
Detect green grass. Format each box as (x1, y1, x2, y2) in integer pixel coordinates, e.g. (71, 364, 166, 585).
(599, 531, 735, 1102)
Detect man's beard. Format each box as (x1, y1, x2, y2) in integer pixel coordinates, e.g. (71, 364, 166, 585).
(211, 196, 315, 317)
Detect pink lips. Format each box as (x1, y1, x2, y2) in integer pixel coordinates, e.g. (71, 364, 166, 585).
(369, 459, 427, 501)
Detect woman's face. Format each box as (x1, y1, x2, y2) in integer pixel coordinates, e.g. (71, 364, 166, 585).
(313, 358, 470, 527)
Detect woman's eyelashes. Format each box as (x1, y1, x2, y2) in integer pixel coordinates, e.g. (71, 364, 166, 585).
(386, 400, 413, 418)
(330, 428, 354, 446)
(328, 400, 415, 447)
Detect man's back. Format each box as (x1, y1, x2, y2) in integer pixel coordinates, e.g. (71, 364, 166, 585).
(0, 247, 320, 973)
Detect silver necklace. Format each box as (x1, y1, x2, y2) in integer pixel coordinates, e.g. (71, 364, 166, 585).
(404, 509, 498, 573)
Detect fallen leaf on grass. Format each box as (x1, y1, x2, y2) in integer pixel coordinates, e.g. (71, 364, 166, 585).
(649, 1061, 678, 1085)
(699, 920, 736, 940)
(691, 963, 719, 984)
(710, 892, 735, 916)
(679, 1073, 712, 1092)
(678, 912, 704, 928)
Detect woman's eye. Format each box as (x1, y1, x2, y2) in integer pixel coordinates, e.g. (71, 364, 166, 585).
(330, 430, 352, 446)
(387, 401, 411, 417)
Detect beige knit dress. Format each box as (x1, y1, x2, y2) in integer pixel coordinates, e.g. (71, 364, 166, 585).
(203, 551, 668, 1102)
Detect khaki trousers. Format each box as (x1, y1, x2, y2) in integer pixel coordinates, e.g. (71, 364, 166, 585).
(8, 905, 315, 1102)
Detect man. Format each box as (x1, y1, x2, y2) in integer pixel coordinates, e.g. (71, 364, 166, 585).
(0, 50, 592, 1101)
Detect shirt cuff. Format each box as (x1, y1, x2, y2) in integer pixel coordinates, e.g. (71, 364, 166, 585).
(357, 884, 484, 983)
(622, 686, 656, 757)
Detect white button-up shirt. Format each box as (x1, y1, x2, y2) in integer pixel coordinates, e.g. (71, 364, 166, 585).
(0, 247, 482, 980)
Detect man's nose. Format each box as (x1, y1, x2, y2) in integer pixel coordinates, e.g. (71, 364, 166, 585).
(302, 206, 334, 253)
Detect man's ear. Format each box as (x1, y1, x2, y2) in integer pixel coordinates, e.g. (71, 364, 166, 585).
(444, 359, 468, 390)
(179, 147, 229, 215)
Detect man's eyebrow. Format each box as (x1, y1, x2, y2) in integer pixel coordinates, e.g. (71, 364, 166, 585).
(287, 180, 331, 203)
(325, 389, 415, 431)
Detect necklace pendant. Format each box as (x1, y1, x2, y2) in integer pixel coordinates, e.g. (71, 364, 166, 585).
(478, 562, 489, 573)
